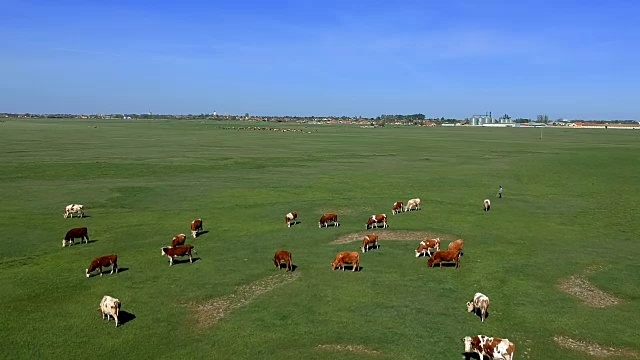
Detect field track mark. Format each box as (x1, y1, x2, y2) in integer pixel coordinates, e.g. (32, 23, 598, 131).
(557, 266, 621, 308)
(554, 336, 639, 358)
(317, 344, 381, 356)
(332, 230, 457, 244)
(189, 272, 300, 329)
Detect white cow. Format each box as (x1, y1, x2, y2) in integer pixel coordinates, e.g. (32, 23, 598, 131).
(462, 335, 515, 360)
(484, 199, 491, 211)
(405, 198, 421, 212)
(467, 292, 490, 323)
(64, 204, 84, 218)
(99, 295, 121, 327)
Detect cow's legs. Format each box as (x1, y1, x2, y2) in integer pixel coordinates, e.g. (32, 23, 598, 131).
(99, 266, 103, 277)
(169, 256, 173, 266)
(189, 254, 193, 263)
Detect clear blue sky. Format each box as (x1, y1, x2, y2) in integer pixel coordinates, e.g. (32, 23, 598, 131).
(2, 0, 639, 119)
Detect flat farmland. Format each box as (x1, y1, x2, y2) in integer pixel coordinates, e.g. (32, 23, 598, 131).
(1, 119, 639, 359)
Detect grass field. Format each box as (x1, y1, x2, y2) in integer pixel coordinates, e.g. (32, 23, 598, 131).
(1, 118, 639, 359)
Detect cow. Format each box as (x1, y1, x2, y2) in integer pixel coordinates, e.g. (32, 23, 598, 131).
(448, 239, 464, 252)
(331, 251, 360, 272)
(190, 219, 203, 238)
(273, 250, 293, 271)
(366, 214, 387, 229)
(361, 233, 379, 253)
(86, 254, 118, 278)
(405, 198, 421, 212)
(467, 292, 490, 323)
(285, 212, 298, 227)
(63, 204, 84, 218)
(415, 238, 441, 257)
(161, 245, 196, 266)
(392, 201, 404, 215)
(62, 227, 89, 247)
(462, 335, 516, 360)
(171, 233, 187, 247)
(426, 250, 461, 268)
(99, 295, 121, 328)
(484, 199, 491, 211)
(319, 213, 339, 228)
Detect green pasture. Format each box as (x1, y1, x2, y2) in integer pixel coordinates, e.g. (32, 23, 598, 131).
(0, 119, 638, 359)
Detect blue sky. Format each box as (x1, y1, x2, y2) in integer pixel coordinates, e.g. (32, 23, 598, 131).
(1, 0, 639, 119)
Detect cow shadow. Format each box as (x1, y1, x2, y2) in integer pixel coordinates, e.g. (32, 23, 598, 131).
(195, 230, 209, 238)
(118, 311, 136, 326)
(289, 221, 301, 227)
(85, 239, 98, 244)
(462, 352, 483, 360)
(171, 258, 200, 265)
(471, 308, 490, 321)
(336, 265, 362, 272)
(429, 262, 458, 268)
(276, 264, 297, 272)
(87, 267, 127, 278)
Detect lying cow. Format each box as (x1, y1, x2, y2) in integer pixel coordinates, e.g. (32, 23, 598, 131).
(331, 251, 360, 272)
(415, 238, 441, 257)
(462, 335, 515, 360)
(171, 233, 187, 247)
(190, 219, 203, 238)
(285, 212, 298, 227)
(62, 227, 89, 247)
(319, 213, 339, 228)
(99, 295, 121, 328)
(405, 198, 421, 212)
(427, 250, 461, 268)
(161, 244, 196, 266)
(63, 204, 84, 218)
(86, 254, 118, 278)
(366, 214, 387, 229)
(392, 201, 404, 215)
(467, 292, 490, 323)
(448, 239, 464, 252)
(361, 233, 379, 253)
(273, 250, 293, 271)
(484, 199, 491, 211)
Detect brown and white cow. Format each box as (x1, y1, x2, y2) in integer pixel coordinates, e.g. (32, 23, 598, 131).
(392, 201, 404, 215)
(161, 245, 196, 266)
(190, 219, 203, 238)
(319, 213, 339, 228)
(426, 250, 461, 268)
(448, 239, 464, 252)
(99, 295, 121, 328)
(63, 227, 89, 247)
(405, 198, 421, 212)
(86, 254, 118, 278)
(331, 251, 360, 272)
(285, 212, 298, 227)
(64, 204, 84, 218)
(415, 238, 441, 257)
(171, 233, 187, 247)
(467, 292, 490, 323)
(273, 250, 293, 271)
(361, 233, 379, 253)
(366, 214, 388, 229)
(484, 199, 491, 211)
(462, 335, 515, 360)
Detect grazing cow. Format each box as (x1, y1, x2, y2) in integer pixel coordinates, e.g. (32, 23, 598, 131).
(415, 238, 441, 257)
(161, 245, 196, 266)
(331, 252, 360, 272)
(99, 295, 121, 328)
(171, 233, 187, 247)
(405, 198, 421, 212)
(392, 201, 404, 215)
(273, 250, 293, 271)
(426, 250, 461, 268)
(319, 213, 339, 228)
(366, 214, 388, 229)
(484, 199, 491, 211)
(467, 293, 491, 323)
(462, 335, 516, 360)
(86, 254, 118, 278)
(190, 219, 203, 238)
(285, 212, 298, 227)
(62, 227, 89, 247)
(448, 239, 464, 252)
(361, 233, 379, 253)
(63, 204, 84, 218)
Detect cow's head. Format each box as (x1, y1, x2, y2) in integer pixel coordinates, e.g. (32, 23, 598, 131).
(161, 247, 168, 256)
(466, 301, 475, 313)
(461, 336, 473, 353)
(427, 257, 435, 267)
(331, 259, 340, 270)
(85, 268, 90, 278)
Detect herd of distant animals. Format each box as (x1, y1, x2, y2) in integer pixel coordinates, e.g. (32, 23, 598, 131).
(60, 195, 514, 359)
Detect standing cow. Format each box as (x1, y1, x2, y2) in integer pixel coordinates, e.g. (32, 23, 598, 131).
(361, 233, 379, 253)
(285, 212, 298, 227)
(405, 198, 421, 212)
(392, 201, 404, 215)
(62, 227, 89, 247)
(462, 335, 515, 360)
(171, 233, 187, 247)
(273, 250, 293, 271)
(467, 292, 490, 323)
(415, 238, 441, 257)
(190, 219, 203, 238)
(99, 295, 121, 327)
(448, 239, 464, 252)
(366, 214, 388, 229)
(319, 213, 339, 228)
(86, 254, 118, 278)
(331, 252, 360, 272)
(63, 204, 84, 218)
(161, 245, 196, 266)
(427, 250, 461, 268)
(484, 199, 491, 211)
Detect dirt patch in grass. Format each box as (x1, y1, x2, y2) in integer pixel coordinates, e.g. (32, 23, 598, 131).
(557, 266, 621, 308)
(189, 272, 300, 329)
(317, 344, 381, 356)
(331, 230, 458, 245)
(554, 336, 639, 358)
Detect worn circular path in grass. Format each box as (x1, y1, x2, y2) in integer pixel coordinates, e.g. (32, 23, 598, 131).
(331, 230, 459, 245)
(554, 336, 639, 358)
(557, 266, 621, 308)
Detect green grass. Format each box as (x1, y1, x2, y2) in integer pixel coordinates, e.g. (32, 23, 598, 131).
(1, 119, 639, 359)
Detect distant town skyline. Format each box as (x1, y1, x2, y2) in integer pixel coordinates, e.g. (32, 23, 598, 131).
(2, 1, 639, 120)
